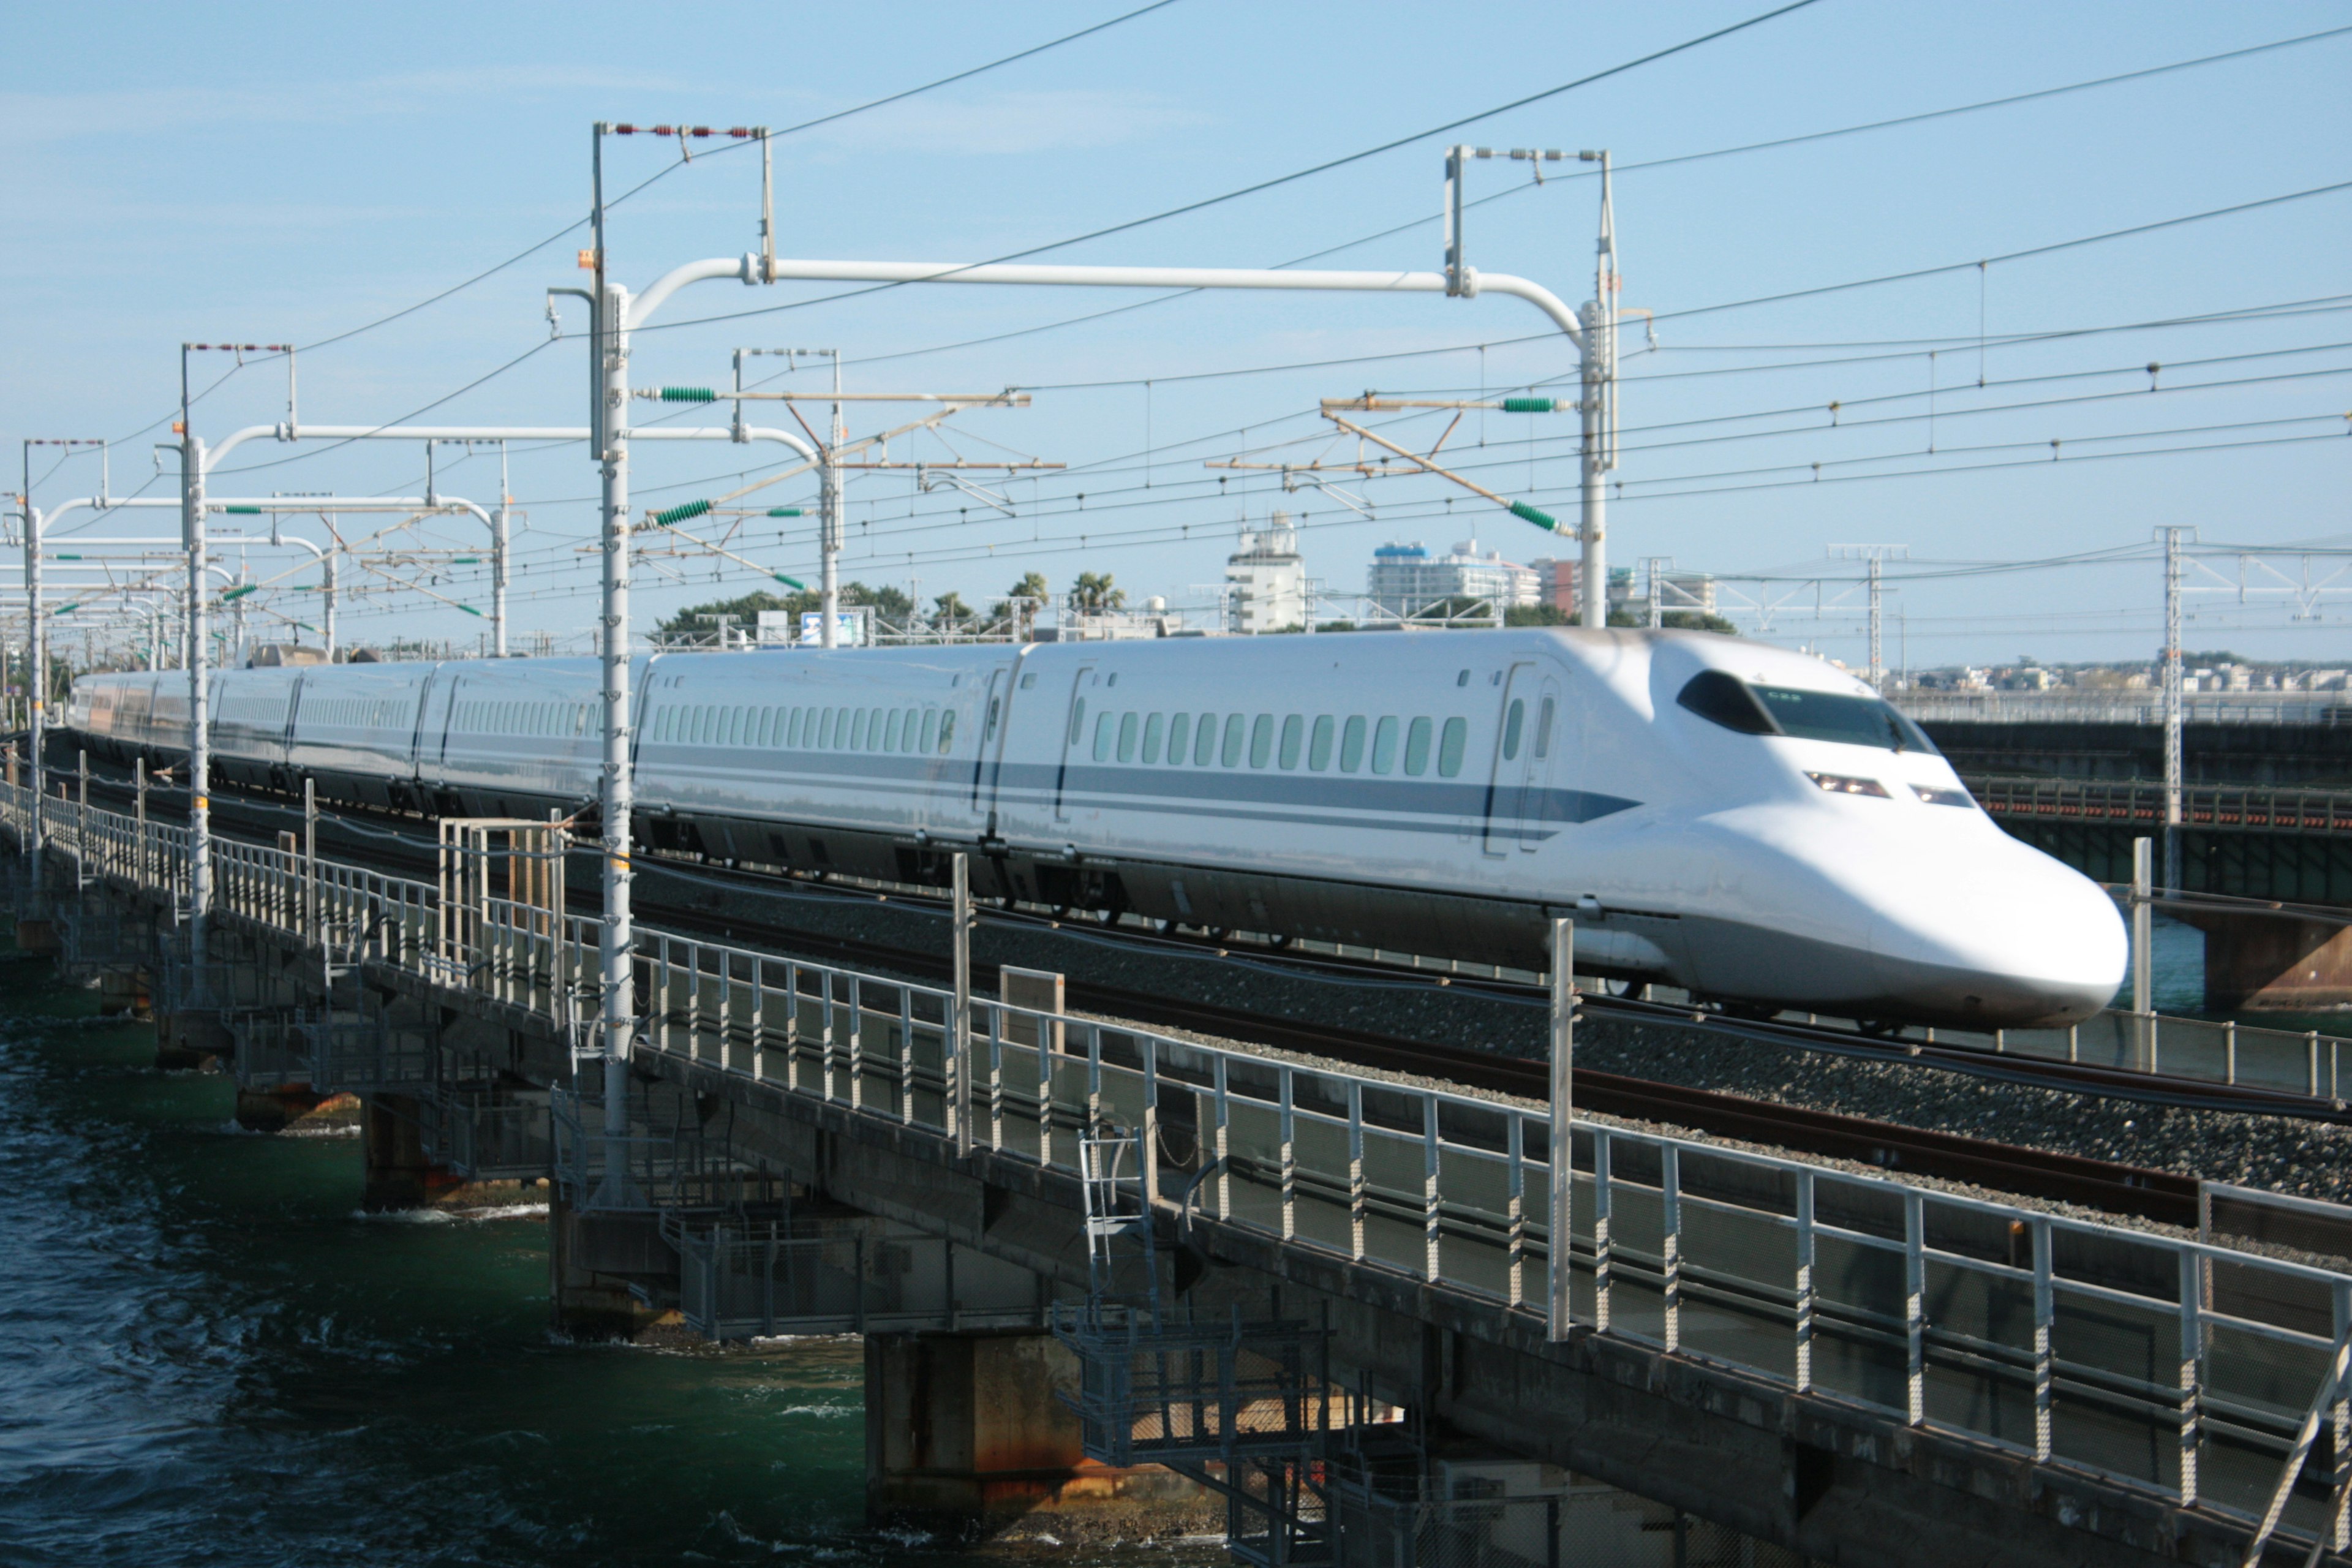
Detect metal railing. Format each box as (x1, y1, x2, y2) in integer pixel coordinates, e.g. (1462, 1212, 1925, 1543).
(1899, 692, 2352, 727)
(10, 778, 2352, 1553)
(635, 921, 2352, 1554)
(1968, 773, 2352, 839)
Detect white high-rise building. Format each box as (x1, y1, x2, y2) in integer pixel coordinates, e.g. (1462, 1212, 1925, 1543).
(1365, 540, 1539, 618)
(1226, 513, 1308, 633)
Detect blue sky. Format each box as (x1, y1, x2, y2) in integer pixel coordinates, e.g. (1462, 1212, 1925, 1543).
(4, 1, 2347, 667)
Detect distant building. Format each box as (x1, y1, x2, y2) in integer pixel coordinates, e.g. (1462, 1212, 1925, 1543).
(1366, 539, 1539, 618)
(1528, 557, 1578, 613)
(1226, 513, 1308, 633)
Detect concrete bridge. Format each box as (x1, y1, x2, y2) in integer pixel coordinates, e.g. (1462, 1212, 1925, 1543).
(8, 777, 2352, 1566)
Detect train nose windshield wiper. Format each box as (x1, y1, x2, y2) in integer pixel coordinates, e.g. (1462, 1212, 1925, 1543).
(1676, 671, 1938, 755)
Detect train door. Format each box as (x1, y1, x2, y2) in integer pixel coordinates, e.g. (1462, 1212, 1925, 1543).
(1485, 662, 1544, 856)
(1052, 664, 1098, 822)
(970, 665, 1009, 815)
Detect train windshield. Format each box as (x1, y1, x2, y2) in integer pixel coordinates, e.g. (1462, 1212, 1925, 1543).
(1677, 671, 1937, 754)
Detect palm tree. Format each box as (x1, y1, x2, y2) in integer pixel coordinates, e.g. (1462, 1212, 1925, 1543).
(1071, 571, 1125, 612)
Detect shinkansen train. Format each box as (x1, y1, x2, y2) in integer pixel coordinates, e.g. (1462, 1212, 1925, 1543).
(66, 628, 2126, 1030)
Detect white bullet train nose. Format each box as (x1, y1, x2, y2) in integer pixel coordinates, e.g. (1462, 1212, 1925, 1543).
(1862, 835, 2127, 1029)
(1653, 799, 2127, 1030)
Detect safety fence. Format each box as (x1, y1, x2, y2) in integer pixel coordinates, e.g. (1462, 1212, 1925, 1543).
(1970, 773, 2352, 839)
(8, 778, 2352, 1555)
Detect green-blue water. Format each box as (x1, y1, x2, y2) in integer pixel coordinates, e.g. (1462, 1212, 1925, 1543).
(0, 956, 1197, 1566)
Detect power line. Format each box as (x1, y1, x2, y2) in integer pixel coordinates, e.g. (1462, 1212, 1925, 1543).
(636, 0, 1823, 336)
(1653, 180, 2352, 325)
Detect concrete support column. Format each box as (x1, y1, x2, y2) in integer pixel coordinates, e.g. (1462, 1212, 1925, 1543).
(153, 1007, 231, 1069)
(2184, 910, 2352, 1011)
(864, 1330, 1210, 1542)
(547, 1193, 674, 1340)
(361, 1093, 436, 1210)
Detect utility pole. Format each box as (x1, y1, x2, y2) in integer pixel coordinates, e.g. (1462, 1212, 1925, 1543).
(1640, 556, 1673, 630)
(637, 377, 1048, 651)
(17, 438, 102, 884)
(590, 123, 636, 1199)
(495, 442, 511, 657)
(825, 354, 843, 649)
(181, 349, 213, 1002)
(1828, 545, 1908, 693)
(2158, 525, 2189, 892)
(1580, 149, 1616, 635)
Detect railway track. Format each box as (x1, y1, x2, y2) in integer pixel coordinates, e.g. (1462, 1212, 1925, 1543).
(59, 768, 2272, 1225)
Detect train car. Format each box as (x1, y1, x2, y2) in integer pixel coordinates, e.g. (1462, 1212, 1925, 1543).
(69, 628, 2127, 1029)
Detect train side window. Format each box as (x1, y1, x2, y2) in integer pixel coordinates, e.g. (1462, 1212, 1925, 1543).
(870, 707, 887, 750)
(1092, 712, 1114, 761)
(1502, 698, 1525, 761)
(984, 697, 1002, 741)
(1249, 715, 1274, 769)
(1404, 718, 1433, 776)
(773, 707, 788, 746)
(1141, 712, 1164, 764)
(886, 709, 905, 752)
(1534, 697, 1555, 758)
(1308, 715, 1335, 771)
(1371, 717, 1400, 775)
(1340, 716, 1367, 773)
(938, 710, 956, 753)
(756, 709, 772, 747)
(1020, 673, 1037, 688)
(844, 709, 862, 750)
(1166, 712, 1190, 763)
(1438, 717, 1468, 777)
(816, 709, 833, 748)
(1117, 712, 1138, 763)
(1220, 714, 1245, 767)
(788, 708, 804, 747)
(1068, 697, 1087, 747)
(921, 708, 940, 753)
(1278, 715, 1303, 769)
(1194, 714, 1218, 766)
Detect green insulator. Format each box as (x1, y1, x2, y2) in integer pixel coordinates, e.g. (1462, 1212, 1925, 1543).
(1508, 499, 1559, 530)
(224, 504, 262, 514)
(659, 386, 717, 402)
(1499, 397, 1558, 414)
(451, 557, 481, 565)
(53, 605, 78, 617)
(766, 507, 804, 518)
(456, 603, 484, 617)
(651, 499, 712, 526)
(221, 584, 257, 601)
(772, 573, 806, 589)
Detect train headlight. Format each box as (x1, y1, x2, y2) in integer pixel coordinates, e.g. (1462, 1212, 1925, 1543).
(1910, 783, 1975, 809)
(1804, 771, 1889, 797)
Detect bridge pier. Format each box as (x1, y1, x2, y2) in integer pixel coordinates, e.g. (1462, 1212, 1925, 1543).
(547, 1196, 674, 1340)
(154, 1006, 231, 1070)
(2180, 908, 2352, 1011)
(235, 1084, 359, 1134)
(864, 1328, 1210, 1544)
